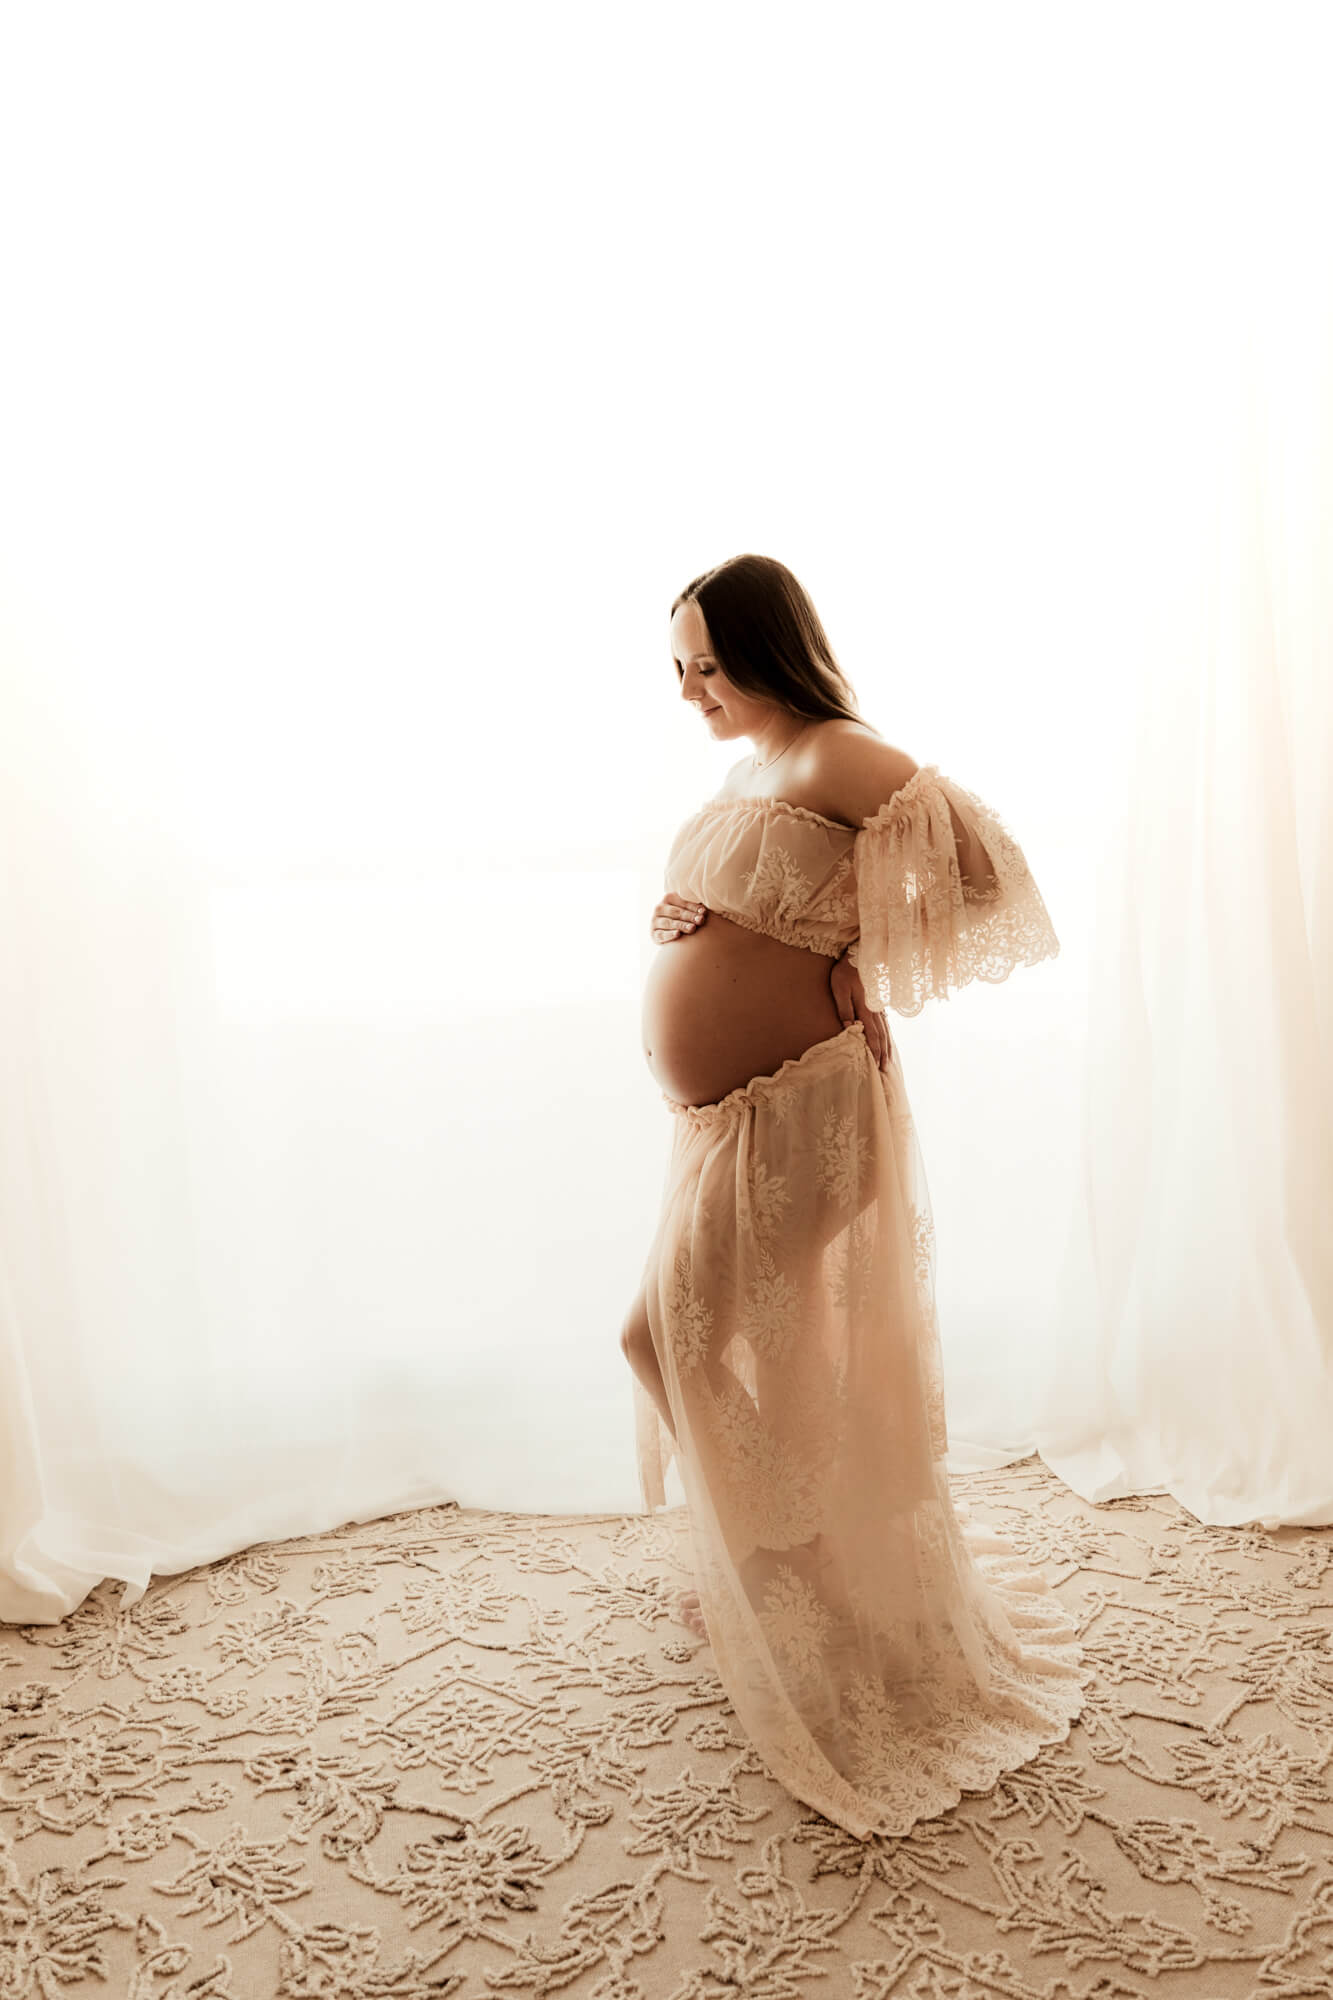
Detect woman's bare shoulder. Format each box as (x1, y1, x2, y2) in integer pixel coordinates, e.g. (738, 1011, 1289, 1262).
(714, 717, 907, 820)
(809, 723, 921, 828)
(818, 718, 884, 746)
(715, 721, 867, 802)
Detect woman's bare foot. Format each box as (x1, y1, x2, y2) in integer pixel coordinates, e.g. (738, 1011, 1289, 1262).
(673, 1587, 710, 1641)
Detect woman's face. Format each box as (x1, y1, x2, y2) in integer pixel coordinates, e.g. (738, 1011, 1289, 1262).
(670, 599, 774, 747)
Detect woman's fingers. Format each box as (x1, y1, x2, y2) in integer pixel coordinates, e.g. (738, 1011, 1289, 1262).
(654, 903, 705, 938)
(861, 1010, 891, 1068)
(652, 905, 706, 942)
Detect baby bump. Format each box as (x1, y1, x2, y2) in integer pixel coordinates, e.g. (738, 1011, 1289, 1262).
(642, 911, 846, 1108)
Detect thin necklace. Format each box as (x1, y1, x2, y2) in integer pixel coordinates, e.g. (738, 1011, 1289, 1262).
(752, 718, 809, 774)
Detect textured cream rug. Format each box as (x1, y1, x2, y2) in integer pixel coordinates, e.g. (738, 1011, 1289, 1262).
(2, 1454, 1332, 1999)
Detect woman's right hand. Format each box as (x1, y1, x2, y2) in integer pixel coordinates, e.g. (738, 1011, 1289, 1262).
(652, 892, 707, 944)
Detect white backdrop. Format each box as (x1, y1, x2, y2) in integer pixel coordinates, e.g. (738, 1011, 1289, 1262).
(1, 2, 1329, 1621)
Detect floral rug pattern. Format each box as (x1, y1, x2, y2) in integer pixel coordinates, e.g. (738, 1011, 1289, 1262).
(3, 1454, 1332, 1998)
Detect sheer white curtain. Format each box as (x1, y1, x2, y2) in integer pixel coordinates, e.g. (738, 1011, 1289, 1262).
(2, 5, 1328, 1623)
(1039, 277, 1333, 1527)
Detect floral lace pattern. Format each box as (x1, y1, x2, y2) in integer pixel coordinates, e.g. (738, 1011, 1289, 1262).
(846, 766, 1062, 1016)
(665, 766, 1060, 1012)
(664, 798, 862, 959)
(635, 1021, 1089, 1839)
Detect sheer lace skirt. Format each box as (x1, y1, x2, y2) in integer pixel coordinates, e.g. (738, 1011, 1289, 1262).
(634, 1020, 1090, 1839)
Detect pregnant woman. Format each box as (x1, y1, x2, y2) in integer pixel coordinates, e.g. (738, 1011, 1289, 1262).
(621, 552, 1091, 1840)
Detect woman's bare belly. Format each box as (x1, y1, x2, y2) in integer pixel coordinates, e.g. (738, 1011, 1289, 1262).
(642, 909, 846, 1108)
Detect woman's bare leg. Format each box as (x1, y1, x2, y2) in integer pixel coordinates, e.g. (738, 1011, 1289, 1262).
(619, 1286, 675, 1442)
(620, 1288, 711, 1636)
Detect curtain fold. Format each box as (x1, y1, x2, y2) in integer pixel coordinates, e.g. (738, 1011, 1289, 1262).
(1038, 297, 1333, 1527)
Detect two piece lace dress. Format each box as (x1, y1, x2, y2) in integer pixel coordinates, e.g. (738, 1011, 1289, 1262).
(633, 764, 1091, 1839)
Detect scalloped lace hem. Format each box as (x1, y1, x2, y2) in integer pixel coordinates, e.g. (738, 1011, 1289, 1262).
(856, 933, 1061, 1019)
(764, 1501, 1092, 1841)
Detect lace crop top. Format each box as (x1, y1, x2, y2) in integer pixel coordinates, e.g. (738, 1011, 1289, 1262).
(662, 763, 1060, 1018)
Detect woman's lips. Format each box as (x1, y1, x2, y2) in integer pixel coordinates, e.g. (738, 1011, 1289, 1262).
(702, 706, 719, 716)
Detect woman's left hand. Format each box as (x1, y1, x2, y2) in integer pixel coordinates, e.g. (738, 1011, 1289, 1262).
(831, 953, 892, 1070)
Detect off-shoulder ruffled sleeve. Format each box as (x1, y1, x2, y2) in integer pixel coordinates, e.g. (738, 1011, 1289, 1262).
(845, 764, 1059, 1017)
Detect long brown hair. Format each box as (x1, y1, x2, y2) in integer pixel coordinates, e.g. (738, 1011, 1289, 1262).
(671, 554, 863, 724)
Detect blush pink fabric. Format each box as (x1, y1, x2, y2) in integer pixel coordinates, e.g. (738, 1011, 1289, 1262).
(634, 770, 1087, 1838)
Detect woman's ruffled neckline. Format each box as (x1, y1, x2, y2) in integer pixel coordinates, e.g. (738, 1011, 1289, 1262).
(687, 763, 941, 836)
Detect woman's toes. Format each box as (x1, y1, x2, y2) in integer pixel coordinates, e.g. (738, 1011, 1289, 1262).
(674, 1588, 709, 1640)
